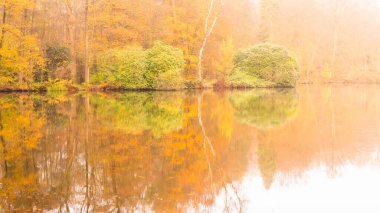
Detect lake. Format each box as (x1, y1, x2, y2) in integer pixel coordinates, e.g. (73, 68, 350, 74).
(1, 85, 380, 212)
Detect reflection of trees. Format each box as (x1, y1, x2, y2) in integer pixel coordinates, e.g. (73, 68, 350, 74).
(249, 86, 380, 191)
(0, 95, 46, 211)
(92, 93, 251, 212)
(257, 133, 276, 190)
(230, 89, 299, 129)
(91, 92, 184, 138)
(0, 92, 253, 212)
(230, 89, 299, 190)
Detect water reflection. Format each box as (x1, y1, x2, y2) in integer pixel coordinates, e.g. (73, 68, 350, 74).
(91, 93, 184, 138)
(1, 86, 380, 212)
(0, 92, 250, 212)
(230, 89, 299, 129)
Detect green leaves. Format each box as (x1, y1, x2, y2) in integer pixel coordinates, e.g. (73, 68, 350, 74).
(93, 41, 185, 90)
(229, 43, 299, 88)
(145, 41, 185, 89)
(94, 46, 148, 89)
(45, 44, 71, 73)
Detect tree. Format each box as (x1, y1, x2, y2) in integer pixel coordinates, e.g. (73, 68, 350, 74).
(64, 0, 78, 83)
(84, 0, 89, 84)
(45, 44, 71, 79)
(0, 0, 44, 85)
(198, 0, 225, 81)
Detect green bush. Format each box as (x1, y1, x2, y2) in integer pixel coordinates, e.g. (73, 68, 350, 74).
(92, 41, 185, 90)
(145, 41, 185, 89)
(46, 44, 71, 71)
(228, 43, 299, 88)
(93, 47, 148, 89)
(30, 82, 46, 91)
(46, 79, 69, 92)
(153, 69, 184, 90)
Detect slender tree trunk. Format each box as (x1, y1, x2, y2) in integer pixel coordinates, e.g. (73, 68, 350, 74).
(84, 0, 90, 84)
(91, 0, 96, 73)
(0, 5, 5, 64)
(30, 2, 36, 34)
(204, 0, 215, 33)
(65, 0, 77, 82)
(18, 9, 29, 84)
(0, 5, 6, 50)
(198, 0, 224, 81)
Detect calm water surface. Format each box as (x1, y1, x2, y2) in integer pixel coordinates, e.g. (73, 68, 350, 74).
(1, 85, 380, 212)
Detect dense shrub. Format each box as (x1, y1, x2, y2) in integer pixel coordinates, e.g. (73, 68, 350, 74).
(145, 41, 185, 89)
(45, 79, 70, 97)
(46, 44, 71, 72)
(93, 47, 148, 89)
(92, 42, 185, 90)
(228, 43, 299, 88)
(46, 79, 69, 92)
(42, 44, 72, 81)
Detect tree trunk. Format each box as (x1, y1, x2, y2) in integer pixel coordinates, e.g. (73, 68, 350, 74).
(18, 9, 29, 84)
(198, 17, 218, 81)
(0, 5, 6, 50)
(84, 0, 90, 84)
(198, 0, 224, 81)
(0, 5, 5, 65)
(65, 0, 77, 83)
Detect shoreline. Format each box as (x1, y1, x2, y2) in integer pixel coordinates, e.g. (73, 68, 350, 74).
(1, 81, 380, 93)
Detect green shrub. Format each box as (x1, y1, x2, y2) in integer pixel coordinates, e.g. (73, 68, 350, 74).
(93, 47, 148, 89)
(145, 41, 185, 89)
(30, 82, 46, 91)
(154, 69, 184, 90)
(229, 43, 299, 88)
(93, 42, 185, 90)
(46, 79, 69, 93)
(45, 44, 71, 79)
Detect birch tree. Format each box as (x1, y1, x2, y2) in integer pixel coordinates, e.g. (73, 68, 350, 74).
(198, 0, 225, 81)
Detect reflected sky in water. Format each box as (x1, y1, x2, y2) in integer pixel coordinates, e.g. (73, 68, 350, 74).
(1, 85, 380, 212)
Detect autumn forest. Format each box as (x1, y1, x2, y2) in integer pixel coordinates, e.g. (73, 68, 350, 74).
(1, 0, 380, 90)
(2, 0, 380, 212)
